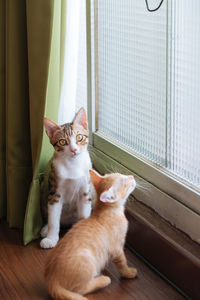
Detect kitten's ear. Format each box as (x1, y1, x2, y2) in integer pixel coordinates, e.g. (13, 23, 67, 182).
(100, 187, 115, 203)
(43, 118, 61, 138)
(73, 107, 88, 130)
(89, 169, 103, 188)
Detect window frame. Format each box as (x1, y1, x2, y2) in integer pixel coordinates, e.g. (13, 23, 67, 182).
(86, 0, 200, 243)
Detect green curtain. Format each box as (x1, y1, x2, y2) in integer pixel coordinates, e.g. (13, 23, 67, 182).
(0, 0, 66, 245)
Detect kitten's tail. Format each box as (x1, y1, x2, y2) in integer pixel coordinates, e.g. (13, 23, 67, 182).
(48, 284, 87, 300)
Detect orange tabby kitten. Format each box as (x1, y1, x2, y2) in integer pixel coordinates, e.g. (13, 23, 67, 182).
(44, 169, 137, 300)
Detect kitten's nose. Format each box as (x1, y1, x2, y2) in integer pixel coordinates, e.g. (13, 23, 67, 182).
(71, 148, 77, 155)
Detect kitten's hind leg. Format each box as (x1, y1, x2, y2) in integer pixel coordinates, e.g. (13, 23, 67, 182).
(77, 199, 92, 219)
(82, 276, 111, 295)
(77, 188, 92, 219)
(40, 224, 48, 238)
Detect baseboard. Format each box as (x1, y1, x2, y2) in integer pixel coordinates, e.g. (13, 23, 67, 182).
(126, 202, 200, 300)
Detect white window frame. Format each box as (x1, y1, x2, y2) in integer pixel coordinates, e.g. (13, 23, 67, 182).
(86, 0, 200, 243)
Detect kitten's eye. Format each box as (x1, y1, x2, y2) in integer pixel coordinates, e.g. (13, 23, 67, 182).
(76, 134, 83, 142)
(59, 139, 67, 146)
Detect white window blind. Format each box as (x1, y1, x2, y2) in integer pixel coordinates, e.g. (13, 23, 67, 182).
(94, 0, 200, 190)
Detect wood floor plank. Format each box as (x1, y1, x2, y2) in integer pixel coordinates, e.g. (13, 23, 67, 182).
(0, 220, 185, 300)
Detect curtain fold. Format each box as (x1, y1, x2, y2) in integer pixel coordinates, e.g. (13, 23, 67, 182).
(0, 0, 67, 245)
(5, 0, 32, 228)
(0, 0, 6, 219)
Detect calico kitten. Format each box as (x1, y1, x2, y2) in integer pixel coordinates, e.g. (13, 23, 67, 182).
(40, 107, 94, 249)
(44, 169, 137, 300)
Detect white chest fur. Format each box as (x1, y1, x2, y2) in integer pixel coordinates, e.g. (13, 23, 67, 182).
(55, 150, 92, 180)
(54, 150, 92, 225)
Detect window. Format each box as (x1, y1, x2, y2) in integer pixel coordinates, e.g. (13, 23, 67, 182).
(87, 0, 200, 243)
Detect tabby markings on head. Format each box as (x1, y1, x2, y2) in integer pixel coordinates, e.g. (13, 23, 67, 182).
(62, 123, 73, 137)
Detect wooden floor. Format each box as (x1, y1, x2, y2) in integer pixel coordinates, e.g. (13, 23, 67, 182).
(0, 220, 185, 300)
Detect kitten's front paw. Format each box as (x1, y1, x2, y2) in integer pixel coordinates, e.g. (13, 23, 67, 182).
(122, 267, 137, 279)
(40, 237, 58, 249)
